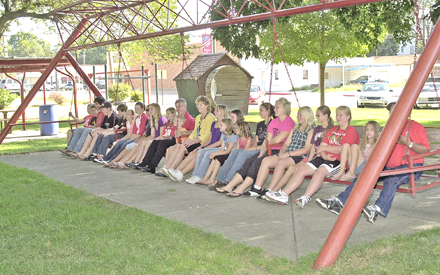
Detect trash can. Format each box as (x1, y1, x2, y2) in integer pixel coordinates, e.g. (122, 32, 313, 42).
(39, 104, 59, 136)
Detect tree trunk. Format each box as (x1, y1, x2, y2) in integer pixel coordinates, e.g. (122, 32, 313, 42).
(319, 62, 327, 106)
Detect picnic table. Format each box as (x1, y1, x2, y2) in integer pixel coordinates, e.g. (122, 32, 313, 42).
(0, 109, 16, 132)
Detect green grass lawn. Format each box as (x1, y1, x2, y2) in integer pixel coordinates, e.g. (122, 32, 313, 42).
(0, 138, 66, 155)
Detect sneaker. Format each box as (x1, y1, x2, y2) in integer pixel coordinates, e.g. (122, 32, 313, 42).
(243, 186, 265, 197)
(259, 190, 275, 202)
(315, 196, 344, 215)
(186, 176, 201, 184)
(125, 162, 136, 168)
(162, 167, 173, 178)
(169, 169, 183, 182)
(265, 190, 289, 205)
(362, 205, 379, 224)
(295, 195, 311, 209)
(94, 158, 103, 164)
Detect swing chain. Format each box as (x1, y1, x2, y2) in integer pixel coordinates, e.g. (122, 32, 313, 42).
(117, 44, 136, 92)
(115, 44, 122, 102)
(412, 0, 440, 104)
(270, 18, 300, 107)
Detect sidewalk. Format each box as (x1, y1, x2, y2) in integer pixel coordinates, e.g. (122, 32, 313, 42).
(1, 151, 440, 260)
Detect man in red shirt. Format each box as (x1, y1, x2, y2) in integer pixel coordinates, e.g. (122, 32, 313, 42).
(175, 98, 195, 137)
(316, 102, 429, 223)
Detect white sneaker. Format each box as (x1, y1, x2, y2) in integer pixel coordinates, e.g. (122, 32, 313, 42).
(186, 176, 201, 184)
(169, 169, 183, 182)
(162, 168, 175, 181)
(261, 190, 275, 203)
(94, 158, 103, 163)
(265, 190, 289, 205)
(295, 195, 311, 209)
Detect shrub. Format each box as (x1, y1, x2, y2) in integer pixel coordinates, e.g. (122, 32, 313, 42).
(0, 88, 18, 109)
(130, 90, 143, 102)
(49, 92, 66, 105)
(108, 83, 132, 102)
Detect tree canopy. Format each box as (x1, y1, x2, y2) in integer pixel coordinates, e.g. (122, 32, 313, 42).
(0, 0, 73, 39)
(366, 35, 400, 57)
(7, 31, 53, 57)
(210, 0, 415, 104)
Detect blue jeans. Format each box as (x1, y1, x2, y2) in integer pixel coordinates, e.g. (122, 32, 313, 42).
(102, 138, 136, 162)
(93, 133, 124, 156)
(191, 147, 220, 178)
(337, 163, 423, 217)
(215, 149, 259, 183)
(67, 127, 85, 151)
(72, 128, 93, 153)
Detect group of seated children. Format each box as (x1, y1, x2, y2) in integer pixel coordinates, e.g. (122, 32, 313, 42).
(62, 95, 385, 222)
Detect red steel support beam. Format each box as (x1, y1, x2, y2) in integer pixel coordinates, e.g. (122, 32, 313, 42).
(314, 17, 440, 269)
(65, 0, 388, 51)
(0, 59, 70, 66)
(0, 18, 89, 145)
(63, 51, 102, 99)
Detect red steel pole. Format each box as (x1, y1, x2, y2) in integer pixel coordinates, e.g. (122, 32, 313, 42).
(66, 0, 389, 51)
(0, 18, 89, 145)
(314, 18, 440, 269)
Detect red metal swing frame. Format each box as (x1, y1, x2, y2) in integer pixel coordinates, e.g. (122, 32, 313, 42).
(0, 0, 439, 270)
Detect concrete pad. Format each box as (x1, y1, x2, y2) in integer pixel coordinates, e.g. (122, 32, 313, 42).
(1, 151, 440, 261)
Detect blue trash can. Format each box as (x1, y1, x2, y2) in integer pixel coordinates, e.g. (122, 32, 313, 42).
(39, 104, 59, 136)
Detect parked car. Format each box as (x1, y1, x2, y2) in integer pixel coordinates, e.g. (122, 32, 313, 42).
(249, 85, 265, 105)
(38, 81, 55, 91)
(60, 83, 74, 91)
(25, 83, 34, 92)
(415, 83, 440, 109)
(1, 78, 27, 95)
(95, 80, 106, 89)
(348, 75, 369, 85)
(356, 82, 393, 108)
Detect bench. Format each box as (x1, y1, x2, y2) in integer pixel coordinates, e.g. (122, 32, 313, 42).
(267, 126, 440, 196)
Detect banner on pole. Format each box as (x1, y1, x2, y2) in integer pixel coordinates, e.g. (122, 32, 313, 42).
(202, 34, 212, 54)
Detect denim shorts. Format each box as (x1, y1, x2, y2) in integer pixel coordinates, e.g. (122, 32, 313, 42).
(355, 159, 367, 175)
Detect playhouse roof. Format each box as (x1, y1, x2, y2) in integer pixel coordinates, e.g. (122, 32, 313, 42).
(173, 52, 251, 81)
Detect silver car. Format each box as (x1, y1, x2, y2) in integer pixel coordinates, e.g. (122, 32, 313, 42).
(357, 83, 393, 108)
(416, 83, 440, 109)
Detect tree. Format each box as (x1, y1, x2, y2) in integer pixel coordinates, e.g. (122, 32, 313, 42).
(7, 31, 53, 57)
(120, 34, 193, 66)
(0, 0, 186, 66)
(211, 0, 415, 105)
(74, 46, 107, 65)
(259, 11, 369, 105)
(430, 0, 440, 23)
(366, 35, 400, 57)
(335, 1, 414, 52)
(0, 0, 74, 39)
